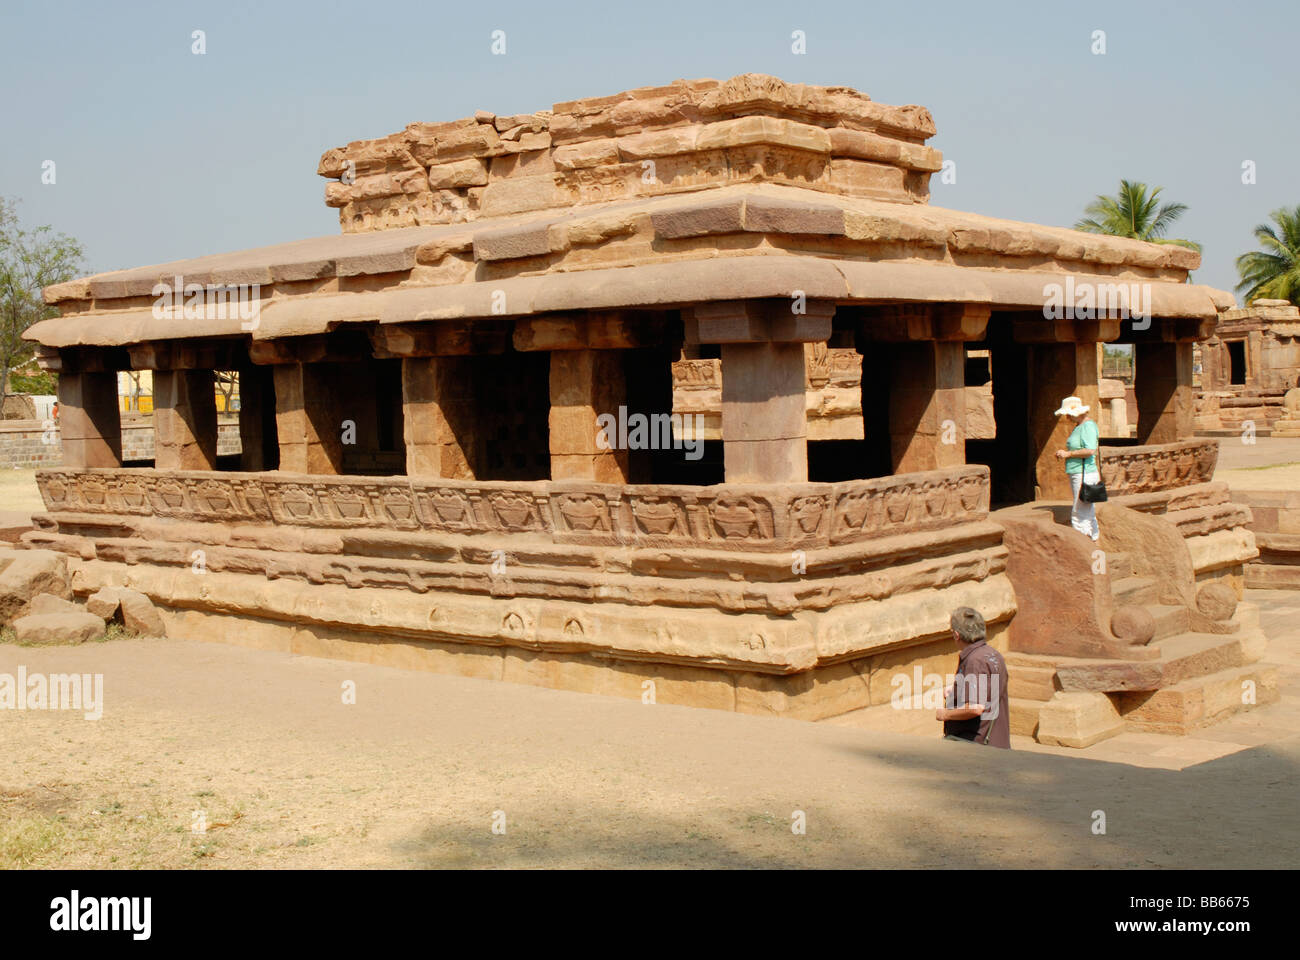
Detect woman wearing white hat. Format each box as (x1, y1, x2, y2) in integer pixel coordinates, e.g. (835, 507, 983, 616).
(1054, 396, 1101, 540)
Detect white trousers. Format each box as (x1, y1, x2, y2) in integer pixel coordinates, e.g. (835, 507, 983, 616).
(1070, 471, 1101, 541)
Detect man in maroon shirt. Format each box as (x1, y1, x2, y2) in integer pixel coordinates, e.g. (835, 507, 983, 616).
(935, 606, 1011, 749)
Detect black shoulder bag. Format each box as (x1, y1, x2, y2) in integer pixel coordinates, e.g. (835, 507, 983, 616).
(1078, 443, 1108, 503)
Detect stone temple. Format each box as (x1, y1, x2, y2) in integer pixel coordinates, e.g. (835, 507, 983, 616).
(24, 74, 1275, 746)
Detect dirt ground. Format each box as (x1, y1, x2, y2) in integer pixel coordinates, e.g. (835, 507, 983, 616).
(2, 443, 1298, 869)
(2, 622, 1297, 870)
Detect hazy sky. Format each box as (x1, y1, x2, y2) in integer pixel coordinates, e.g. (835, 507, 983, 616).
(3, 0, 1295, 301)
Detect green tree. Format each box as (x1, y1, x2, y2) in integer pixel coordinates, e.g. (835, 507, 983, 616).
(0, 197, 84, 403)
(1074, 179, 1201, 252)
(1234, 206, 1300, 306)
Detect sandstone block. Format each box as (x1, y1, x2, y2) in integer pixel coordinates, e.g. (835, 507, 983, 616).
(427, 158, 489, 189)
(1035, 691, 1124, 748)
(28, 593, 81, 617)
(0, 549, 72, 624)
(12, 611, 105, 645)
(120, 589, 166, 637)
(695, 116, 831, 154)
(552, 140, 620, 171)
(85, 585, 166, 637)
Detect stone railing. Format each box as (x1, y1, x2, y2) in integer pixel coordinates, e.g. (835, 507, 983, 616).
(35, 464, 991, 553)
(1099, 438, 1218, 497)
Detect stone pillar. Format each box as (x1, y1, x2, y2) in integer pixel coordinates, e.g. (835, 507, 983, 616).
(720, 341, 808, 483)
(887, 341, 965, 473)
(152, 369, 218, 471)
(549, 349, 627, 483)
(1136, 340, 1193, 444)
(237, 363, 278, 471)
(57, 371, 122, 468)
(402, 356, 479, 479)
(1029, 342, 1100, 500)
(274, 362, 344, 474)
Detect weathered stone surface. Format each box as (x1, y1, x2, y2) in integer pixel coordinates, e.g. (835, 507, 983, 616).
(12, 611, 104, 645)
(0, 549, 71, 623)
(85, 586, 124, 620)
(28, 593, 81, 617)
(1035, 691, 1124, 748)
(1111, 605, 1156, 645)
(1196, 581, 1238, 621)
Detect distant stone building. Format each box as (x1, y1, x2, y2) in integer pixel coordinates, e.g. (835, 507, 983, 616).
(1195, 299, 1300, 436)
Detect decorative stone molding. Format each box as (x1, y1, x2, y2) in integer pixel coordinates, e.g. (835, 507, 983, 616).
(1098, 439, 1218, 496)
(35, 465, 991, 554)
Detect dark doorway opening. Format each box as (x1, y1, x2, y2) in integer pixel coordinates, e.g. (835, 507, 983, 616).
(1227, 340, 1247, 385)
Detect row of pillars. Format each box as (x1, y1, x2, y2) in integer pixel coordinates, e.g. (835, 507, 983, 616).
(51, 303, 1198, 502)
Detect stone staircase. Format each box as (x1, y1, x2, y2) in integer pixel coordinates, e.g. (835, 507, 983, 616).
(996, 508, 1280, 748)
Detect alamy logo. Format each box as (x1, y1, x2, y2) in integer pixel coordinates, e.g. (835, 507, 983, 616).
(890, 666, 1000, 715)
(50, 891, 151, 940)
(0, 667, 103, 720)
(152, 274, 261, 330)
(596, 406, 705, 461)
(1042, 277, 1151, 324)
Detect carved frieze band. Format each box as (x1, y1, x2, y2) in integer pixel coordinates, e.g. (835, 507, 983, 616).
(36, 465, 991, 552)
(1099, 439, 1219, 497)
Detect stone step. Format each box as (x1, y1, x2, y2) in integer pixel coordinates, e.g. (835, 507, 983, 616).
(1007, 662, 1058, 702)
(1035, 691, 1126, 748)
(1009, 697, 1044, 738)
(1111, 576, 1159, 606)
(1054, 633, 1251, 693)
(1138, 603, 1189, 642)
(1246, 563, 1300, 590)
(1112, 663, 1280, 735)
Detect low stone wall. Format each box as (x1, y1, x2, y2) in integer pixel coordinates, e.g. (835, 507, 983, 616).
(1099, 438, 1218, 497)
(1230, 489, 1300, 590)
(22, 464, 1017, 721)
(0, 418, 241, 469)
(0, 420, 61, 469)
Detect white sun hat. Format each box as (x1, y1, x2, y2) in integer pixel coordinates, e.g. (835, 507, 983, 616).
(1054, 396, 1091, 417)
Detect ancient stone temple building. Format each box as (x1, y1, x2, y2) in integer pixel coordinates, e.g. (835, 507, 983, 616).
(1195, 299, 1300, 437)
(24, 74, 1274, 744)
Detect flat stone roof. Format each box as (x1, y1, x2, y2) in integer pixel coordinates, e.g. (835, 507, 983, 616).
(31, 183, 1230, 349)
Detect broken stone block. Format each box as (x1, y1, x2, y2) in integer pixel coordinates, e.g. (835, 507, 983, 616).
(85, 586, 125, 620)
(12, 611, 105, 645)
(28, 593, 82, 617)
(0, 549, 72, 624)
(1035, 691, 1125, 748)
(120, 589, 166, 638)
(85, 585, 166, 637)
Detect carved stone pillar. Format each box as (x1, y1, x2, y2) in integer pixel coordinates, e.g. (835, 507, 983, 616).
(273, 362, 344, 474)
(685, 299, 833, 484)
(719, 341, 808, 483)
(1136, 340, 1194, 444)
(549, 349, 627, 483)
(887, 340, 966, 473)
(57, 370, 121, 469)
(402, 355, 479, 479)
(152, 369, 218, 471)
(1029, 341, 1101, 500)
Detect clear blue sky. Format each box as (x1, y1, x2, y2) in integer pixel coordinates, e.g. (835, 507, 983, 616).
(3, 0, 1296, 301)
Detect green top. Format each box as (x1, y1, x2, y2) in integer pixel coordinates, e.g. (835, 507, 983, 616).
(1066, 418, 1099, 475)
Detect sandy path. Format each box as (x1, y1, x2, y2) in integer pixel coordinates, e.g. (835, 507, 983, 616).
(2, 634, 1296, 869)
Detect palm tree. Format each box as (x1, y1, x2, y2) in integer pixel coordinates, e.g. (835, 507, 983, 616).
(1075, 179, 1201, 252)
(1235, 206, 1300, 306)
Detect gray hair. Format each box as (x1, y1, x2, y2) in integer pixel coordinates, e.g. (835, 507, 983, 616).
(950, 606, 986, 644)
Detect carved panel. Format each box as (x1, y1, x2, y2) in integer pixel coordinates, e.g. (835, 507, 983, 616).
(1100, 439, 1218, 496)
